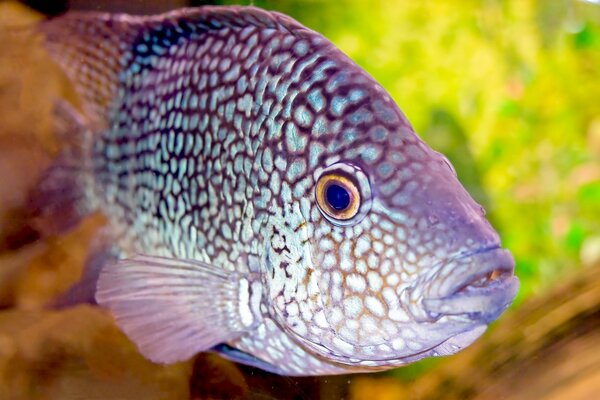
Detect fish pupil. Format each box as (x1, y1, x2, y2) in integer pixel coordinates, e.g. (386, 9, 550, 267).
(326, 184, 350, 211)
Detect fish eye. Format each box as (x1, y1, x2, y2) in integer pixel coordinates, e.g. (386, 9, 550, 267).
(315, 162, 372, 226)
(316, 174, 360, 220)
(326, 183, 351, 210)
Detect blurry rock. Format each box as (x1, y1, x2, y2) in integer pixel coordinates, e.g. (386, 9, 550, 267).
(0, 242, 45, 308)
(191, 353, 350, 400)
(189, 353, 248, 400)
(0, 305, 193, 400)
(0, 138, 48, 253)
(0, 1, 40, 27)
(349, 376, 407, 400)
(0, 0, 73, 257)
(0, 2, 66, 148)
(233, 365, 347, 400)
(13, 214, 106, 309)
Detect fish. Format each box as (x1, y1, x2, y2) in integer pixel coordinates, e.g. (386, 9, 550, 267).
(32, 6, 519, 376)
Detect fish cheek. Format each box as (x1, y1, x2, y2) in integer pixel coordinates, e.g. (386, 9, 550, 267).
(260, 214, 335, 351)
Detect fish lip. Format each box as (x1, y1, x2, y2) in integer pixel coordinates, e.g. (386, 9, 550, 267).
(435, 245, 515, 297)
(422, 246, 519, 321)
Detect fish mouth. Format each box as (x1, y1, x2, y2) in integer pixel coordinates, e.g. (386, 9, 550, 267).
(423, 246, 519, 323)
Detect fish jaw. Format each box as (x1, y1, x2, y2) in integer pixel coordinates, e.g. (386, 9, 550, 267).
(276, 246, 519, 367)
(422, 246, 519, 324)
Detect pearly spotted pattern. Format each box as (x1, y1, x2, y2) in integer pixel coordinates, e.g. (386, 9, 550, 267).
(40, 7, 517, 376)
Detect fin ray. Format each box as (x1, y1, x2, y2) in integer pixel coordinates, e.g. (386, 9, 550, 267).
(96, 255, 259, 364)
(38, 13, 137, 123)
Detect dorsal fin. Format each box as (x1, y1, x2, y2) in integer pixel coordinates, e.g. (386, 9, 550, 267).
(39, 12, 139, 124)
(38, 7, 312, 125)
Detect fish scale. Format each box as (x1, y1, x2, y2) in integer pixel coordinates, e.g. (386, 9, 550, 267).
(34, 6, 519, 376)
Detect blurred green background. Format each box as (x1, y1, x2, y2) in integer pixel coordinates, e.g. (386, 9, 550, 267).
(211, 0, 600, 303)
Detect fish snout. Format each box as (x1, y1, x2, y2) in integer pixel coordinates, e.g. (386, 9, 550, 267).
(422, 247, 519, 323)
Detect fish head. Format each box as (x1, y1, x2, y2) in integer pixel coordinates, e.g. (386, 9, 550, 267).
(262, 67, 518, 369)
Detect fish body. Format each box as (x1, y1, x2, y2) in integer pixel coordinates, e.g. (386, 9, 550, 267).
(35, 7, 518, 375)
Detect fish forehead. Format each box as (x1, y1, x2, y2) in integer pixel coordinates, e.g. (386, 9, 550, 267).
(105, 7, 424, 233)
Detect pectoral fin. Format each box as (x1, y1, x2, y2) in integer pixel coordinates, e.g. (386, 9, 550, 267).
(96, 255, 261, 364)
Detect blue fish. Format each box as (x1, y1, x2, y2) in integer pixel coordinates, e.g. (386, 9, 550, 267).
(33, 6, 518, 375)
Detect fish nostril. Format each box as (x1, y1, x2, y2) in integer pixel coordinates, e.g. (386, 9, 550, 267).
(477, 205, 486, 217)
(427, 214, 439, 226)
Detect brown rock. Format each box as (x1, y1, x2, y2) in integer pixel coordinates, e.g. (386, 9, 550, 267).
(13, 214, 106, 309)
(0, 306, 193, 400)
